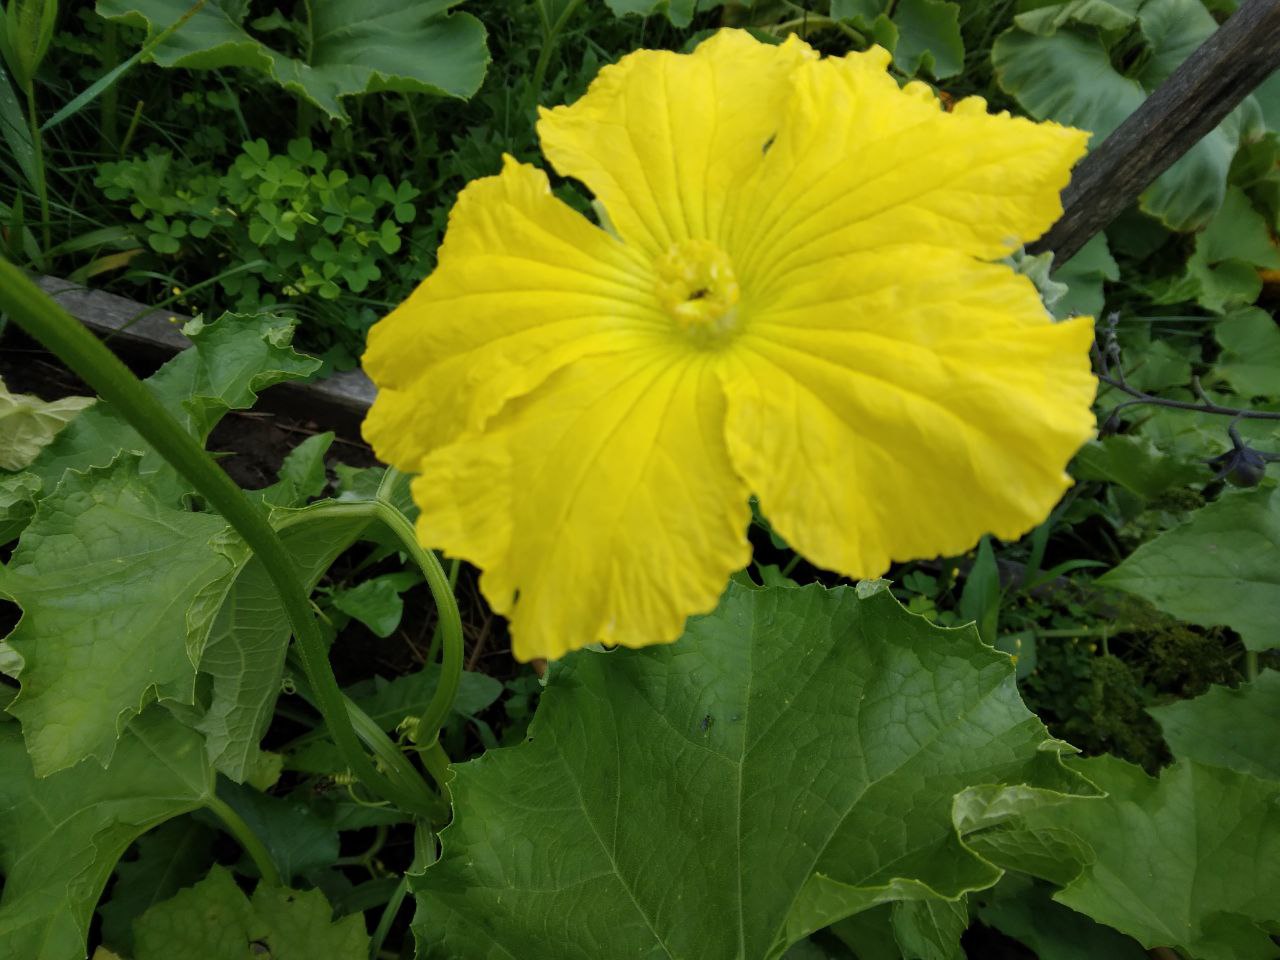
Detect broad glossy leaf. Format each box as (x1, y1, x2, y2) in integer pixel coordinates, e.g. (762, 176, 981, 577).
(1162, 188, 1280, 313)
(1196, 187, 1280, 267)
(993, 0, 1253, 230)
(826, 0, 962, 77)
(992, 28, 1144, 160)
(412, 582, 1091, 960)
(1030, 756, 1280, 960)
(1013, 0, 1140, 35)
(1149, 671, 1280, 780)
(0, 375, 93, 471)
(891, 0, 963, 79)
(0, 707, 215, 960)
(1133, 0, 1218, 87)
(1100, 487, 1280, 651)
(601, 0, 708, 28)
(95, 0, 487, 120)
(1, 455, 239, 774)
(1215, 307, 1280, 398)
(133, 864, 367, 960)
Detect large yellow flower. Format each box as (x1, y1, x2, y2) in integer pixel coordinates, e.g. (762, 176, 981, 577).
(363, 29, 1097, 661)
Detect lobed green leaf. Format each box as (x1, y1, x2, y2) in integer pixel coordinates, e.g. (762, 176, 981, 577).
(411, 582, 1093, 960)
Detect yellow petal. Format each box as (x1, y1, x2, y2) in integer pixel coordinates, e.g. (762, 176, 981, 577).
(722, 247, 1096, 576)
(729, 50, 1090, 296)
(537, 29, 815, 259)
(362, 157, 663, 472)
(413, 350, 751, 661)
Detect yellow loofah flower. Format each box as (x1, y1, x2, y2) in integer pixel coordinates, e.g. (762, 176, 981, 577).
(362, 29, 1097, 661)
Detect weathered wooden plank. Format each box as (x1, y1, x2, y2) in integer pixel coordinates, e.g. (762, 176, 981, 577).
(1032, 0, 1280, 263)
(32, 275, 377, 430)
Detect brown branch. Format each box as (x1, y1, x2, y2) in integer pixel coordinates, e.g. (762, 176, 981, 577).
(1031, 0, 1280, 263)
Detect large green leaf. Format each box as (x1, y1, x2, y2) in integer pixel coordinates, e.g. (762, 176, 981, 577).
(1258, 71, 1280, 132)
(1215, 307, 1280, 398)
(95, 0, 488, 120)
(216, 780, 339, 882)
(1071, 434, 1206, 498)
(992, 0, 1255, 231)
(351, 662, 504, 728)
(411, 582, 1091, 960)
(195, 507, 370, 781)
(0, 455, 240, 774)
(1050, 232, 1118, 319)
(132, 864, 367, 960)
(1153, 189, 1280, 313)
(97, 818, 217, 954)
(0, 471, 40, 543)
(260, 431, 334, 507)
(890, 0, 963, 79)
(328, 569, 419, 637)
(831, 896, 967, 960)
(0, 375, 94, 471)
(827, 0, 963, 78)
(973, 875, 1149, 960)
(1001, 756, 1280, 960)
(2, 312, 320, 540)
(1148, 671, 1280, 780)
(1099, 487, 1280, 651)
(601, 0, 709, 29)
(0, 707, 215, 960)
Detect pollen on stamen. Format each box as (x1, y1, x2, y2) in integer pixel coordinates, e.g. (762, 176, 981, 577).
(654, 239, 741, 343)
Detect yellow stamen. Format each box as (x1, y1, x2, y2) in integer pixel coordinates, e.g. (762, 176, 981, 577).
(654, 239, 740, 342)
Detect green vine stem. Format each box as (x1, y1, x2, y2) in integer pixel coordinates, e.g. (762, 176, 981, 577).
(369, 876, 410, 960)
(529, 0, 587, 105)
(205, 794, 282, 886)
(427, 556, 461, 665)
(1245, 650, 1259, 682)
(0, 258, 429, 816)
(283, 660, 448, 824)
(278, 494, 465, 753)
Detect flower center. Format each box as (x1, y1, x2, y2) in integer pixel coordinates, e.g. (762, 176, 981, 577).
(654, 239, 740, 341)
